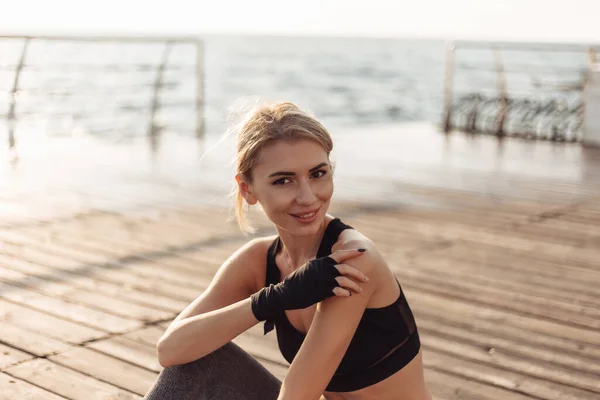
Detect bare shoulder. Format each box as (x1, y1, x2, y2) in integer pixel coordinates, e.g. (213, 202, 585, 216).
(332, 225, 398, 306)
(218, 235, 277, 294)
(332, 228, 386, 272)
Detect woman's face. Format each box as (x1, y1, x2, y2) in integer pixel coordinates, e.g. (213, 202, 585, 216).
(239, 139, 334, 236)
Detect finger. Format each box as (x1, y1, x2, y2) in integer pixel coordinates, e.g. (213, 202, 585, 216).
(332, 286, 352, 297)
(335, 263, 370, 282)
(329, 248, 366, 263)
(335, 276, 363, 294)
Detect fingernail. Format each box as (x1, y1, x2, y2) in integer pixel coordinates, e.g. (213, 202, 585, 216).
(358, 248, 366, 252)
(364, 276, 369, 282)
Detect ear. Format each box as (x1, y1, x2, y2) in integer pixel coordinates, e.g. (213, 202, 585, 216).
(236, 174, 258, 205)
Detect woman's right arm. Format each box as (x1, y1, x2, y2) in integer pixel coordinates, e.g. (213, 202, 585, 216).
(156, 238, 268, 368)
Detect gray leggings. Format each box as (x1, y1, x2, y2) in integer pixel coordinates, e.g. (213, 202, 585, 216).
(143, 342, 282, 400)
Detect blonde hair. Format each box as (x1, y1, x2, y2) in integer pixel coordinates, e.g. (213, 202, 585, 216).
(232, 101, 333, 233)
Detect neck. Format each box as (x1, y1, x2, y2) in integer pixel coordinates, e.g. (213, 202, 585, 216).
(277, 215, 333, 269)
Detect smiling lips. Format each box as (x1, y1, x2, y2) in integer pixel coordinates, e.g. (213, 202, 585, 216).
(291, 207, 320, 219)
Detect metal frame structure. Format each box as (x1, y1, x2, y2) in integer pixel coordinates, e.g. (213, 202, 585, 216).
(0, 34, 205, 152)
(442, 40, 600, 142)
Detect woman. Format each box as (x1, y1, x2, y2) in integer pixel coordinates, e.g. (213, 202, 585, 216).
(145, 102, 431, 400)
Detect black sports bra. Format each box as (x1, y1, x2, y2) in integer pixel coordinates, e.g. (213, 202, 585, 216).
(263, 217, 421, 392)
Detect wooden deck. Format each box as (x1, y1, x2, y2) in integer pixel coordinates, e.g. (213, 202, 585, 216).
(1, 122, 599, 399)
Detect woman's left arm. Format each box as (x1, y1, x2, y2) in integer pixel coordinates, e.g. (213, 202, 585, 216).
(277, 244, 382, 400)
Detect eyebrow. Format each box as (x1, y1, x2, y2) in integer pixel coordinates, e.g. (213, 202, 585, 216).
(268, 162, 329, 178)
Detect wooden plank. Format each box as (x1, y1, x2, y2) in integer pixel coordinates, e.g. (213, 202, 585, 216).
(406, 289, 600, 346)
(410, 251, 600, 304)
(535, 215, 600, 236)
(424, 368, 535, 400)
(392, 265, 600, 329)
(49, 347, 157, 396)
(121, 326, 165, 348)
(0, 282, 142, 333)
(416, 241, 600, 288)
(23, 209, 250, 266)
(395, 180, 583, 207)
(0, 242, 201, 302)
(0, 372, 66, 400)
(424, 348, 599, 400)
(17, 222, 232, 285)
(4, 358, 141, 400)
(0, 253, 189, 313)
(49, 289, 174, 322)
(87, 336, 161, 372)
(0, 233, 213, 293)
(508, 221, 597, 247)
(412, 305, 600, 362)
(0, 299, 104, 344)
(416, 317, 600, 379)
(0, 322, 71, 357)
(558, 208, 600, 224)
(0, 343, 32, 370)
(447, 227, 600, 270)
(0, 225, 248, 305)
(423, 332, 600, 393)
(21, 198, 239, 245)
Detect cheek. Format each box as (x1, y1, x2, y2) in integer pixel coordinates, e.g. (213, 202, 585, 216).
(259, 187, 295, 211)
(317, 177, 334, 200)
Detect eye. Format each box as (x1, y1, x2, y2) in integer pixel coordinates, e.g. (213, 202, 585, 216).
(273, 177, 291, 186)
(311, 169, 327, 179)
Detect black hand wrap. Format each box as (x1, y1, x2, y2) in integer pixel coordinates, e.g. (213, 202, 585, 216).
(251, 256, 341, 322)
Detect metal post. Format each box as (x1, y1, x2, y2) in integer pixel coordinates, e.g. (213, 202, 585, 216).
(442, 42, 455, 133)
(195, 39, 205, 139)
(148, 41, 173, 148)
(8, 37, 30, 154)
(493, 48, 508, 136)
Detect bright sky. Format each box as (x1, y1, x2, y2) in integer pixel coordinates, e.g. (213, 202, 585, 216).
(2, 0, 599, 43)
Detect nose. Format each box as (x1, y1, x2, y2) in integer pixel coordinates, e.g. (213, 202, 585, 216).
(295, 179, 317, 205)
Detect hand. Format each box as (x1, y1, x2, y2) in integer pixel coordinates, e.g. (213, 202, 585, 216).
(326, 248, 371, 297)
(251, 249, 369, 322)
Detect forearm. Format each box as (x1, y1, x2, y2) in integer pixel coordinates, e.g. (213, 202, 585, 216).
(157, 297, 258, 367)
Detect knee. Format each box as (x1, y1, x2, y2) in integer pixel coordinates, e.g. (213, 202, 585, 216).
(159, 360, 202, 379)
(160, 342, 238, 373)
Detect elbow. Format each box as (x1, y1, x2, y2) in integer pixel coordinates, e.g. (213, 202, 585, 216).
(156, 340, 172, 368)
(156, 335, 179, 368)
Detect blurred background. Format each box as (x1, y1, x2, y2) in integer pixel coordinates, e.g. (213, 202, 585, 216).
(1, 0, 599, 148)
(1, 2, 600, 400)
